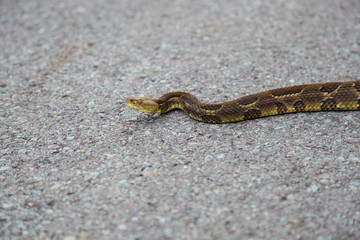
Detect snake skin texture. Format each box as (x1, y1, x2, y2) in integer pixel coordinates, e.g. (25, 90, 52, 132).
(126, 80, 360, 123)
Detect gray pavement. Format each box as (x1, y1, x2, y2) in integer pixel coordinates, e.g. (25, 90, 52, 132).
(1, 0, 359, 239)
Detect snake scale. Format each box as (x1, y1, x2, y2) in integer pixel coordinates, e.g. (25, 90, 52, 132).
(126, 80, 360, 123)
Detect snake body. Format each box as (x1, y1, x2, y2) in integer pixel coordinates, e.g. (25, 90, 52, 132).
(126, 80, 360, 123)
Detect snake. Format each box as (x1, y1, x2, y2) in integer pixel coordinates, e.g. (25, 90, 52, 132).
(126, 80, 360, 123)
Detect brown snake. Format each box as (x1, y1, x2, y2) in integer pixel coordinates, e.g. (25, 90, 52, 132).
(126, 80, 360, 123)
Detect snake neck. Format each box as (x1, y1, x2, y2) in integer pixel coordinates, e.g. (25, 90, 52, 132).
(156, 92, 201, 114)
(156, 92, 224, 123)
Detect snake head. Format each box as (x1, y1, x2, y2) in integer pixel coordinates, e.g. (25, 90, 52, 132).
(125, 96, 161, 113)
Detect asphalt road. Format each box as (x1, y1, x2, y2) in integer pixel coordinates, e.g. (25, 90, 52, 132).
(1, 0, 359, 239)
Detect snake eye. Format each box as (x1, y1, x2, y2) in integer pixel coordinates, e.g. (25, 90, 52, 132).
(130, 99, 140, 104)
